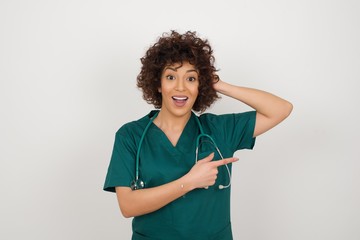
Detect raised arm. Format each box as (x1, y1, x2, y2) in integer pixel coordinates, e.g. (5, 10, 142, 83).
(213, 80, 293, 137)
(116, 153, 238, 218)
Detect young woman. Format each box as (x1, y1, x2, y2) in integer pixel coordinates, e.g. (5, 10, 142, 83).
(104, 30, 293, 240)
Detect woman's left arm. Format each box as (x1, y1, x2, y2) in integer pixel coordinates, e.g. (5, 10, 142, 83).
(213, 80, 293, 137)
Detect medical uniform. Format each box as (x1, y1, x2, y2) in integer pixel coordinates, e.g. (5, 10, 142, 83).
(104, 110, 256, 240)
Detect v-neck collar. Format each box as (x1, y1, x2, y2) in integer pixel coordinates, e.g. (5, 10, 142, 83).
(148, 111, 198, 153)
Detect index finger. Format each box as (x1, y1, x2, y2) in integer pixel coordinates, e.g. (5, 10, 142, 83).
(211, 157, 239, 167)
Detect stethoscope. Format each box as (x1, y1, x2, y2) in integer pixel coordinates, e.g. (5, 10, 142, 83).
(130, 111, 232, 190)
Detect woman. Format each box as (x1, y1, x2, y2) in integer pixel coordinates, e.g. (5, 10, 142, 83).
(104, 30, 292, 240)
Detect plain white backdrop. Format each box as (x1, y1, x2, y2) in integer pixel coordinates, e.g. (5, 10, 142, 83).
(1, 0, 359, 239)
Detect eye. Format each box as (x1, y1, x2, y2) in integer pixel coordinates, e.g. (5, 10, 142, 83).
(187, 76, 197, 82)
(166, 75, 175, 80)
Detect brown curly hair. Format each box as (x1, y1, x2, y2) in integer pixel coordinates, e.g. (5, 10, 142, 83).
(136, 30, 219, 112)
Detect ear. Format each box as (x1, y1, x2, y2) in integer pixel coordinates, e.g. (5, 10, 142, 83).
(158, 87, 162, 93)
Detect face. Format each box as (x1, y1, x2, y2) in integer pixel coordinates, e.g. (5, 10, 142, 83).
(159, 61, 199, 118)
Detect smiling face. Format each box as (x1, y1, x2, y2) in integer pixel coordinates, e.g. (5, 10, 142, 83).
(158, 61, 199, 119)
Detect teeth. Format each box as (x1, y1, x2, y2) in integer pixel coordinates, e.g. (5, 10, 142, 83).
(172, 96, 188, 101)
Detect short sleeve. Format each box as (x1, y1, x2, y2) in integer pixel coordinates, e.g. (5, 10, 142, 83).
(232, 111, 257, 150)
(201, 111, 257, 153)
(103, 128, 137, 193)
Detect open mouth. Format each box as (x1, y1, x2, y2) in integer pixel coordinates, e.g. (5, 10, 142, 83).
(172, 96, 188, 107)
(172, 96, 188, 101)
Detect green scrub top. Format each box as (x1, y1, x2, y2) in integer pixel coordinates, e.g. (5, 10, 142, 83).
(104, 110, 256, 240)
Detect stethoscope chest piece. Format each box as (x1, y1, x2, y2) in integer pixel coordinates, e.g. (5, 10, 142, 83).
(131, 111, 231, 191)
(130, 179, 145, 190)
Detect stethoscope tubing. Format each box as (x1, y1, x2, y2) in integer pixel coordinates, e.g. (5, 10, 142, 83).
(195, 133, 231, 189)
(133, 111, 231, 190)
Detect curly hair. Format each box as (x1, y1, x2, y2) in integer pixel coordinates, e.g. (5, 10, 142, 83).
(136, 30, 219, 112)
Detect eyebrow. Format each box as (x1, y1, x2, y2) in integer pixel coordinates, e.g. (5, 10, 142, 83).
(164, 67, 198, 73)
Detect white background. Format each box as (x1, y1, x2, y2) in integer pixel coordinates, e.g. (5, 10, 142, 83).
(1, 0, 359, 239)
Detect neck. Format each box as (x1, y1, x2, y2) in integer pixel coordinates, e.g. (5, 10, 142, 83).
(154, 110, 192, 132)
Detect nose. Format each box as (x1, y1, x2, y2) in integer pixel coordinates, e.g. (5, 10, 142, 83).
(175, 79, 185, 91)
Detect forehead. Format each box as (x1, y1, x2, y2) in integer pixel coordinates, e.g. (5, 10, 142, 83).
(163, 61, 198, 72)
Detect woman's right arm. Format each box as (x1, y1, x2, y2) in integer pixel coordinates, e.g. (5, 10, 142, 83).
(115, 153, 238, 218)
